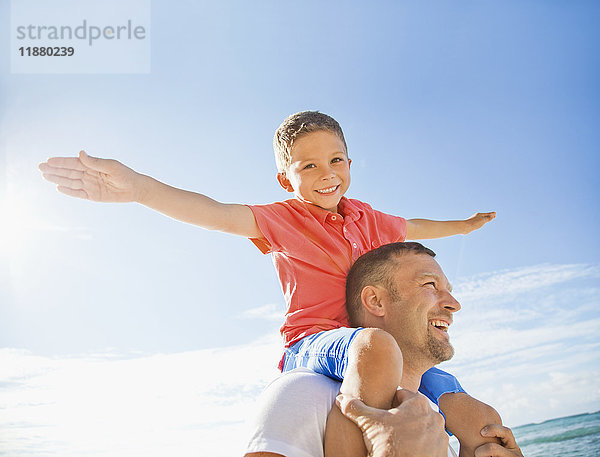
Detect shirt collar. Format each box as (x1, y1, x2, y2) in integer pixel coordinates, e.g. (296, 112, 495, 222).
(291, 196, 363, 225)
(337, 197, 362, 222)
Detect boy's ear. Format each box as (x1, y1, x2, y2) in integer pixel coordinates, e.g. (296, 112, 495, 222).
(276, 172, 294, 192)
(360, 285, 386, 317)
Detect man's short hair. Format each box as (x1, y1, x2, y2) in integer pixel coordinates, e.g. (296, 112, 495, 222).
(345, 242, 436, 325)
(273, 111, 348, 173)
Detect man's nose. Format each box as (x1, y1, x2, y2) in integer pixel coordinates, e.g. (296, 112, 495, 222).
(442, 292, 461, 312)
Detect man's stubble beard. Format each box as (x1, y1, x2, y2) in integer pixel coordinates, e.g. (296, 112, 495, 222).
(387, 282, 455, 364)
(426, 326, 455, 364)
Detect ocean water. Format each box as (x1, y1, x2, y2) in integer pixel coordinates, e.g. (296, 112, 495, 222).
(512, 411, 600, 456)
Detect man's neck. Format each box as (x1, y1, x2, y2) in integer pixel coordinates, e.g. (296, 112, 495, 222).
(399, 363, 431, 392)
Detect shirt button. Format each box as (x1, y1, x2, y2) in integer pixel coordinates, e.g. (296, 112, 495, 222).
(353, 243, 357, 248)
(331, 215, 337, 221)
(372, 241, 379, 248)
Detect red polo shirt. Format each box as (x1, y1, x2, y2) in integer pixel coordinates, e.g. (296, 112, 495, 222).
(248, 197, 407, 347)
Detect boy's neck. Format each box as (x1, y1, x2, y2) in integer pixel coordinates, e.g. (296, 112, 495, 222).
(297, 195, 345, 216)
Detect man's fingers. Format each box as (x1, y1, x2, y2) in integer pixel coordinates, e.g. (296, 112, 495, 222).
(393, 388, 418, 406)
(474, 442, 521, 457)
(480, 424, 517, 447)
(474, 442, 502, 456)
(477, 425, 523, 457)
(336, 395, 379, 425)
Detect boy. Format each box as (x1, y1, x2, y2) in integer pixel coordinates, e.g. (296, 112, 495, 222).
(40, 111, 498, 456)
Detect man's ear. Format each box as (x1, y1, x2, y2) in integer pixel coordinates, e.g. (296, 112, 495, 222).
(360, 285, 386, 317)
(276, 172, 294, 192)
(348, 158, 352, 168)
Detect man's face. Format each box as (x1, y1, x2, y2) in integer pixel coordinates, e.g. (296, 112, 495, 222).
(383, 253, 461, 366)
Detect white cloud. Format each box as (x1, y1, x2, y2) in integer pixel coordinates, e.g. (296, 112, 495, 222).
(236, 303, 284, 321)
(0, 338, 282, 457)
(453, 263, 600, 303)
(437, 263, 600, 427)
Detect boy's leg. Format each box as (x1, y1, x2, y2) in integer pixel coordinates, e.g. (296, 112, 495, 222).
(324, 328, 403, 457)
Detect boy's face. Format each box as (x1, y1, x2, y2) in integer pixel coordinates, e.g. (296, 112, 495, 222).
(277, 130, 351, 213)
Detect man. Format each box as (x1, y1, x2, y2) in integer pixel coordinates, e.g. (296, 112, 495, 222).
(245, 242, 523, 457)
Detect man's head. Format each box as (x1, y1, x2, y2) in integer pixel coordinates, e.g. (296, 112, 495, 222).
(274, 111, 351, 212)
(346, 242, 461, 368)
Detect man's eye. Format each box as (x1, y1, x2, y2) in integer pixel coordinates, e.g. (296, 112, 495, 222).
(424, 282, 436, 288)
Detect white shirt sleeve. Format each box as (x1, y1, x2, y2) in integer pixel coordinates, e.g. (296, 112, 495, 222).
(424, 394, 458, 457)
(244, 368, 341, 457)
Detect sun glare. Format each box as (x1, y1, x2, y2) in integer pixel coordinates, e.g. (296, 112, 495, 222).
(0, 193, 36, 258)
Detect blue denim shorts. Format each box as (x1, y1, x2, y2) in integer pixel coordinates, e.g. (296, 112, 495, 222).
(281, 327, 364, 381)
(282, 327, 466, 408)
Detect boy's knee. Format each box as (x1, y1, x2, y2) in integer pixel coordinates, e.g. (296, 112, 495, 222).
(343, 328, 403, 402)
(350, 328, 402, 366)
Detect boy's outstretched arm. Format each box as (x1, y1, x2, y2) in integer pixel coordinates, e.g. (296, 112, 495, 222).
(39, 151, 262, 238)
(406, 212, 496, 240)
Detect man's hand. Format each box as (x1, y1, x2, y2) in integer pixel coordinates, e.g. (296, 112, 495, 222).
(39, 150, 144, 203)
(475, 424, 524, 457)
(463, 212, 496, 234)
(336, 390, 449, 457)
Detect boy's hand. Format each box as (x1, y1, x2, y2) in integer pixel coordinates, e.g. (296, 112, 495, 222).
(39, 150, 262, 237)
(39, 151, 144, 203)
(475, 424, 524, 456)
(463, 212, 496, 234)
(406, 212, 496, 240)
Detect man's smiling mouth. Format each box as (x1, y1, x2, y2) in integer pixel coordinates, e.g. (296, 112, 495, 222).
(430, 319, 450, 332)
(315, 185, 340, 194)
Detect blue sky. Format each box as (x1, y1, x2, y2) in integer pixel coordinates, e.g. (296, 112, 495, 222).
(1, 1, 599, 456)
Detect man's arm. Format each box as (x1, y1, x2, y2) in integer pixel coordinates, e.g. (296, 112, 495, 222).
(406, 212, 496, 240)
(338, 391, 524, 457)
(39, 151, 262, 238)
(440, 393, 503, 457)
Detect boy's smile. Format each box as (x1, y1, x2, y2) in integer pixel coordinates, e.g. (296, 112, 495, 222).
(277, 130, 351, 213)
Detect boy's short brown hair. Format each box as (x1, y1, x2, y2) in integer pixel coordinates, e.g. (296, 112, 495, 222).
(273, 111, 348, 173)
